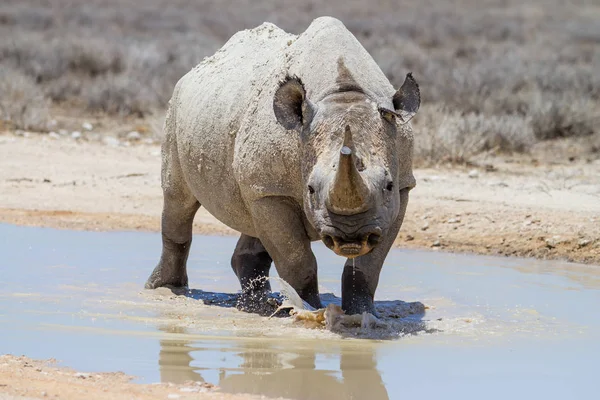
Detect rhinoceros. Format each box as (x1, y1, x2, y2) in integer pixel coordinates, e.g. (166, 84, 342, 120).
(145, 16, 420, 315)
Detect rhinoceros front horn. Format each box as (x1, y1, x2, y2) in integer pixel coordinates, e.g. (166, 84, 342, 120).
(327, 126, 370, 215)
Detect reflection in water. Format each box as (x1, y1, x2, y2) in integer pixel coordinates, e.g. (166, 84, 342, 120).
(157, 326, 389, 400)
(158, 325, 206, 384)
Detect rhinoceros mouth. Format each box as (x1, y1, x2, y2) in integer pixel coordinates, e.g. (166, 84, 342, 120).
(321, 234, 378, 259)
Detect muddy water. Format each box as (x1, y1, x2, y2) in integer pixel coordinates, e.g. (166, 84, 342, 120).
(1, 224, 599, 399)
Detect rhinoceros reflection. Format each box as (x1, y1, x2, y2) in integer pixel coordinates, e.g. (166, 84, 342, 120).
(157, 326, 389, 400)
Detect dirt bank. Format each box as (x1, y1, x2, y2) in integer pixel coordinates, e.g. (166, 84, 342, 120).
(0, 134, 599, 264)
(0, 355, 282, 400)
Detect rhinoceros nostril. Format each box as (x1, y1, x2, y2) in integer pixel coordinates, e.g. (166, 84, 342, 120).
(367, 232, 382, 247)
(322, 234, 335, 249)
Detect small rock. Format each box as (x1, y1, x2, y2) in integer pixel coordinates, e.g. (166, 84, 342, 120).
(578, 239, 591, 248)
(150, 150, 161, 156)
(101, 136, 120, 147)
(447, 218, 460, 224)
(421, 221, 429, 231)
(490, 181, 508, 187)
(142, 138, 155, 145)
(74, 372, 91, 379)
(41, 392, 47, 397)
(71, 131, 82, 139)
(545, 236, 563, 249)
(47, 120, 57, 129)
(14, 130, 30, 138)
(167, 395, 181, 399)
(468, 169, 479, 178)
(82, 122, 93, 131)
(58, 129, 68, 136)
(48, 131, 60, 140)
(126, 131, 141, 141)
(523, 220, 532, 226)
(405, 234, 414, 241)
(432, 240, 441, 247)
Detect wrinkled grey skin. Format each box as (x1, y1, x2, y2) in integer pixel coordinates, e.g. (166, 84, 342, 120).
(145, 17, 420, 316)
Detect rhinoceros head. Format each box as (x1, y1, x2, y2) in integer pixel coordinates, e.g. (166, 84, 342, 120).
(273, 61, 419, 258)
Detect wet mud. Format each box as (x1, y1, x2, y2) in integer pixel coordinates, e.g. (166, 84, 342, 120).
(1, 224, 599, 399)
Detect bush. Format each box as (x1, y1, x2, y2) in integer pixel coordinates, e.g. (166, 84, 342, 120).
(0, 67, 48, 130)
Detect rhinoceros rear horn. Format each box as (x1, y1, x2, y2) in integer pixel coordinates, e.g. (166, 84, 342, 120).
(273, 76, 314, 130)
(392, 73, 420, 123)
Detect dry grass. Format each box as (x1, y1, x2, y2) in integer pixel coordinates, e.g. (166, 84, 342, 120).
(1, 0, 599, 162)
(0, 67, 48, 130)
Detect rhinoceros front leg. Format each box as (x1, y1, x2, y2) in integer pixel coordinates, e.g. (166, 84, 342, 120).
(231, 234, 274, 315)
(146, 160, 200, 289)
(249, 197, 323, 310)
(341, 189, 410, 315)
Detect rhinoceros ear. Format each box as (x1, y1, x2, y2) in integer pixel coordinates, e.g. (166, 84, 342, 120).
(273, 76, 313, 130)
(392, 73, 420, 123)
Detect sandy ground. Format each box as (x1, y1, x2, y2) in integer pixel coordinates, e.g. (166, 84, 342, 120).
(1, 133, 599, 264)
(0, 355, 284, 400)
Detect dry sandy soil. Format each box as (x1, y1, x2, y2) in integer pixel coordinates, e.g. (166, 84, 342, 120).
(0, 132, 599, 264)
(0, 355, 283, 400)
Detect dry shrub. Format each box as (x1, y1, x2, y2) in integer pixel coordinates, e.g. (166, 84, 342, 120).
(0, 67, 48, 130)
(413, 104, 533, 165)
(530, 95, 598, 140)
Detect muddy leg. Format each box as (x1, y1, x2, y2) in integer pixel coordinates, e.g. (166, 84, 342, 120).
(231, 234, 274, 315)
(146, 192, 199, 289)
(250, 197, 322, 309)
(341, 189, 410, 315)
(146, 134, 200, 289)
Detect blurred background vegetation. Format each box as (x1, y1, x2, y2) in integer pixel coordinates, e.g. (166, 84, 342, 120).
(1, 0, 599, 164)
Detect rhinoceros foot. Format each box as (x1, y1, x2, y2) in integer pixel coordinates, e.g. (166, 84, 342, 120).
(145, 262, 189, 290)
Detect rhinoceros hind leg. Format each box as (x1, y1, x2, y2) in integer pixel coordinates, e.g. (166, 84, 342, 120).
(145, 185, 200, 290)
(231, 234, 275, 315)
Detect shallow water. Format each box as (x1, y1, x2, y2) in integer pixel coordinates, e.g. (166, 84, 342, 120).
(0, 224, 599, 399)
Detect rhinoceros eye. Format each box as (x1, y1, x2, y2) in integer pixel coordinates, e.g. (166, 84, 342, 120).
(308, 185, 315, 194)
(386, 182, 394, 191)
(379, 108, 396, 124)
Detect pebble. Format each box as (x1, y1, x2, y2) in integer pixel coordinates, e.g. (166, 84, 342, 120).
(578, 239, 591, 248)
(48, 131, 60, 139)
(47, 120, 57, 129)
(421, 221, 429, 231)
(405, 234, 414, 241)
(101, 136, 120, 147)
(126, 131, 141, 140)
(468, 169, 479, 178)
(447, 218, 460, 224)
(74, 372, 91, 379)
(71, 131, 82, 139)
(14, 130, 30, 138)
(432, 240, 441, 247)
(82, 122, 93, 131)
(58, 129, 68, 136)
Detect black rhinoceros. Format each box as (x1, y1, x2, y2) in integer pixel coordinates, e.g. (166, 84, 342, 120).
(146, 17, 420, 315)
